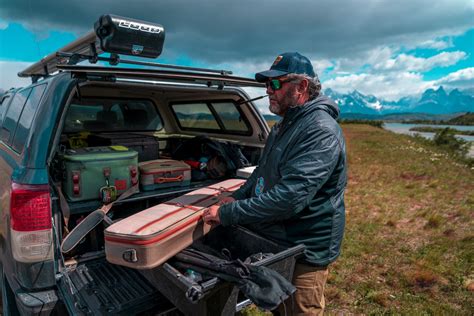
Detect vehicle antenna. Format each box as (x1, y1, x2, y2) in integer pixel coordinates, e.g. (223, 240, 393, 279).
(237, 94, 268, 105)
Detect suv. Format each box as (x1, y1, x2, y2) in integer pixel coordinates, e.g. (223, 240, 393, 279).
(0, 15, 271, 315)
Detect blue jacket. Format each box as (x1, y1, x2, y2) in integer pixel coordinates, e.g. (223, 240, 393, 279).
(219, 95, 347, 266)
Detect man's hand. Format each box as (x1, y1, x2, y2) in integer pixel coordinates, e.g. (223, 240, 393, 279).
(203, 205, 221, 225)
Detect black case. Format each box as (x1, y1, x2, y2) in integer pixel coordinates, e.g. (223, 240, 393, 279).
(87, 133, 160, 162)
(94, 14, 165, 58)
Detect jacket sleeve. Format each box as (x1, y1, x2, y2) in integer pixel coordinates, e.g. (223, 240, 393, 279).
(231, 164, 260, 200)
(230, 125, 278, 200)
(219, 128, 341, 226)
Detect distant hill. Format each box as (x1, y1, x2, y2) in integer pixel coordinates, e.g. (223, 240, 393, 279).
(176, 112, 214, 121)
(264, 109, 464, 123)
(263, 114, 280, 122)
(447, 112, 474, 125)
(340, 112, 463, 121)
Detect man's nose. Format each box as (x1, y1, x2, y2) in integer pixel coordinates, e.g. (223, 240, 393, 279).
(266, 85, 274, 95)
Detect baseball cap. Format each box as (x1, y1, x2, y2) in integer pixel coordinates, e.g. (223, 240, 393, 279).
(255, 52, 316, 82)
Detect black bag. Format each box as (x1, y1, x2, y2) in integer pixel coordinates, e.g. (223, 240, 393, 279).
(173, 136, 250, 179)
(174, 248, 296, 311)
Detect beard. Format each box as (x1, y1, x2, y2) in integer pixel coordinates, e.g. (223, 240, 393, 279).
(269, 88, 296, 116)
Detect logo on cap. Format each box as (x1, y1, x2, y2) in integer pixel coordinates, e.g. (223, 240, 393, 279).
(272, 56, 283, 66)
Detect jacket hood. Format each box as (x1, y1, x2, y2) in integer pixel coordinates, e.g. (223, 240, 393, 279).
(277, 94, 340, 134)
(306, 94, 340, 120)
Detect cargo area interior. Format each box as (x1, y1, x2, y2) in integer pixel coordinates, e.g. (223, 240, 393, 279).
(51, 81, 265, 255)
(48, 81, 269, 314)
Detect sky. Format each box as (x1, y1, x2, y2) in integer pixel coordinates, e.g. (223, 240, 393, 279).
(1, 0, 473, 113)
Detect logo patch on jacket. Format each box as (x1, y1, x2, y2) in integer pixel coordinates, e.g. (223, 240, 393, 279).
(255, 177, 265, 196)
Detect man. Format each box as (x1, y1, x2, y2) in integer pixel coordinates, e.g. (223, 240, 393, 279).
(203, 52, 347, 315)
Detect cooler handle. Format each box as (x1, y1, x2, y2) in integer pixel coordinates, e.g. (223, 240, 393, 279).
(154, 174, 184, 184)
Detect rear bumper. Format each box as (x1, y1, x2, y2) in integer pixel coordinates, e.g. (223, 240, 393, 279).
(15, 289, 59, 316)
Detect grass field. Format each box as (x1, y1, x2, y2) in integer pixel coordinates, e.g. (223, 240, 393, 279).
(243, 123, 473, 315)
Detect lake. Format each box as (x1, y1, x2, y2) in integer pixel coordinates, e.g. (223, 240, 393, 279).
(383, 123, 474, 157)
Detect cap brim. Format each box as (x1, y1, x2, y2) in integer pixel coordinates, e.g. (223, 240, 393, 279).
(255, 69, 288, 82)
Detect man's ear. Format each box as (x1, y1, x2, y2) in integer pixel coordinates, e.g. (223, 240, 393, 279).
(297, 78, 310, 94)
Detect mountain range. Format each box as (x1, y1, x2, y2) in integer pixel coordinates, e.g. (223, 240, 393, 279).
(324, 86, 473, 115)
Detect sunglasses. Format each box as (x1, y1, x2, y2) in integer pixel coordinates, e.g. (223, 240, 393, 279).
(265, 78, 296, 91)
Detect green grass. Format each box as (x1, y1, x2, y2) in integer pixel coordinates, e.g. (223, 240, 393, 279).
(244, 123, 473, 315)
(329, 124, 473, 314)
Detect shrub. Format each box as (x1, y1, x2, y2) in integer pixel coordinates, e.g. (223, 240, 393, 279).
(433, 128, 470, 158)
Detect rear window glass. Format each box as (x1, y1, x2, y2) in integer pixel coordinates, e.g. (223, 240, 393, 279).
(64, 99, 162, 133)
(0, 95, 12, 127)
(0, 88, 31, 144)
(172, 103, 220, 130)
(12, 84, 47, 152)
(211, 101, 249, 132)
(171, 101, 251, 134)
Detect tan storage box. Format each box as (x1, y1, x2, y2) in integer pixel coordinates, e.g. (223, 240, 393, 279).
(139, 159, 191, 191)
(104, 179, 245, 269)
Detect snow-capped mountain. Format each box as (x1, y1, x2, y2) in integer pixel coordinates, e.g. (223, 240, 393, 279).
(324, 86, 473, 115)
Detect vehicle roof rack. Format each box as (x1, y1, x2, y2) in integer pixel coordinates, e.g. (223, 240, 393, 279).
(18, 31, 101, 81)
(18, 14, 233, 83)
(56, 65, 263, 88)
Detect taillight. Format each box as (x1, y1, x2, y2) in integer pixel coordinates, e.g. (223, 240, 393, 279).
(10, 183, 54, 263)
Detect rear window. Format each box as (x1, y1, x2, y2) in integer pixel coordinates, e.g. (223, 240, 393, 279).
(172, 103, 220, 130)
(0, 88, 31, 144)
(0, 94, 12, 127)
(171, 100, 251, 134)
(64, 98, 163, 133)
(12, 84, 47, 152)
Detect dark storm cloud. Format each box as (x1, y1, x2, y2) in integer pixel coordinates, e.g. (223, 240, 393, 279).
(1, 0, 473, 63)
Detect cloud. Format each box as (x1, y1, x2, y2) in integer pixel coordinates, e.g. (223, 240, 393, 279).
(0, 0, 473, 63)
(213, 60, 271, 78)
(434, 67, 474, 89)
(373, 51, 467, 72)
(0, 19, 8, 30)
(333, 46, 394, 73)
(0, 61, 33, 90)
(324, 66, 474, 100)
(311, 59, 334, 74)
(324, 72, 434, 100)
(416, 38, 453, 50)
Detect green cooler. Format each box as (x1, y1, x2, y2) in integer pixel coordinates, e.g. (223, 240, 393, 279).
(61, 146, 139, 202)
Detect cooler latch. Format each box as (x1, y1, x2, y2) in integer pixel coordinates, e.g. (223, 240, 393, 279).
(100, 167, 117, 203)
(123, 249, 138, 263)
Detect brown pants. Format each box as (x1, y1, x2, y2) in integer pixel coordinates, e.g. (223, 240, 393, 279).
(277, 263, 329, 316)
